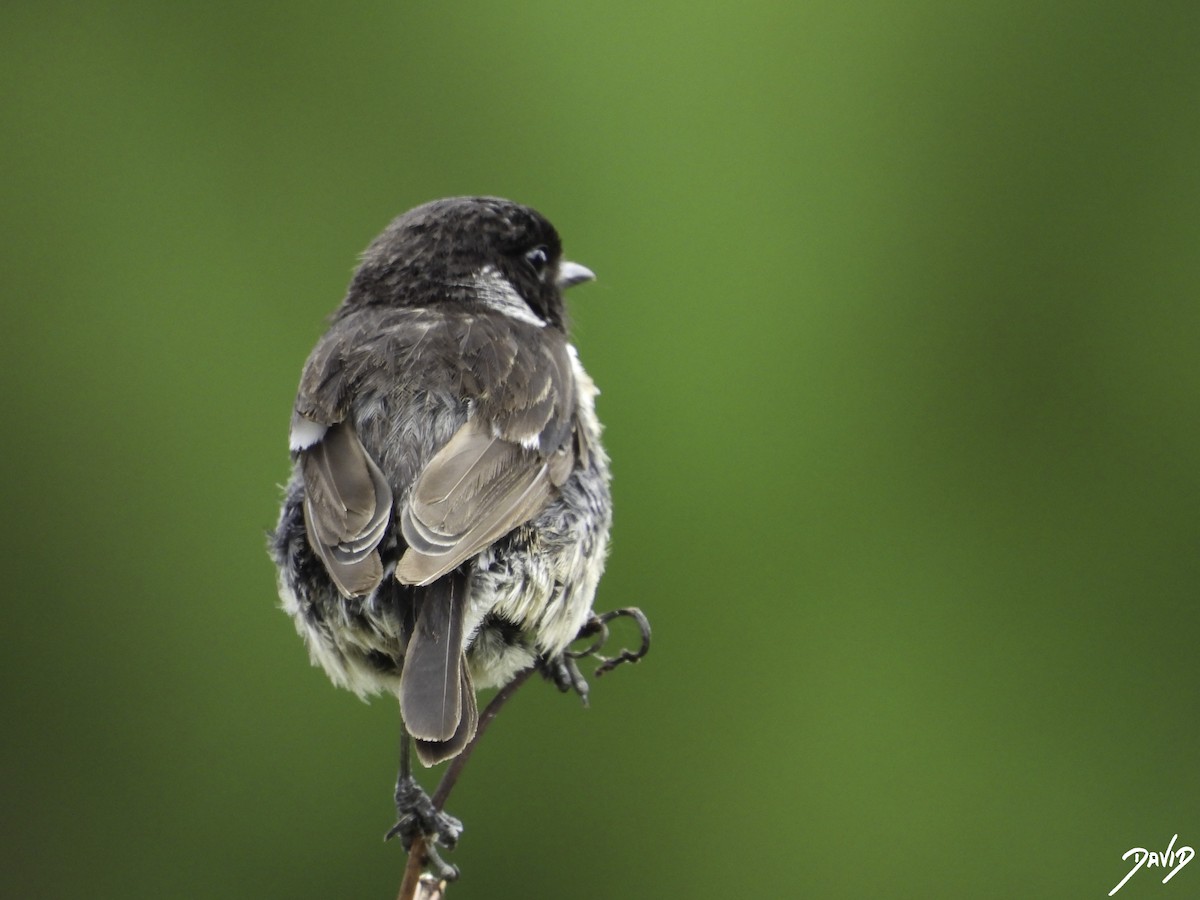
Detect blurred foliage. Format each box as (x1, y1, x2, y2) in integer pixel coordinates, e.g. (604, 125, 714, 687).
(3, 2, 1199, 897)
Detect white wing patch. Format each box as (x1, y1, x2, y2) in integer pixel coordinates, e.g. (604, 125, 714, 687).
(289, 416, 328, 451)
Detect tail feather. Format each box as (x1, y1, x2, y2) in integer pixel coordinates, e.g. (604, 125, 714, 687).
(413, 663, 478, 766)
(400, 570, 472, 747)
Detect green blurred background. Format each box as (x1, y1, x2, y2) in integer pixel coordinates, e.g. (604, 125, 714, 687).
(3, 2, 1198, 897)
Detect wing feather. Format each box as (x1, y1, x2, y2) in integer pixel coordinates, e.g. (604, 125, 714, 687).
(300, 420, 392, 597)
(396, 417, 555, 585)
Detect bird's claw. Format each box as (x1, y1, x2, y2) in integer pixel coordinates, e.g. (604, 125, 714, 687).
(540, 653, 591, 704)
(386, 775, 463, 862)
(546, 607, 650, 702)
(569, 607, 651, 678)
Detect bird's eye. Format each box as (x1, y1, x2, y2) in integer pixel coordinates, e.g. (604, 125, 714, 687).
(524, 245, 550, 274)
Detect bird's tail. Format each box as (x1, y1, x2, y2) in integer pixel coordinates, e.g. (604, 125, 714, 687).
(400, 569, 478, 766)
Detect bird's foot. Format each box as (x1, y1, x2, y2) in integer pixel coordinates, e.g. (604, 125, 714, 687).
(568, 607, 652, 677)
(544, 607, 652, 703)
(540, 652, 591, 704)
(385, 775, 462, 881)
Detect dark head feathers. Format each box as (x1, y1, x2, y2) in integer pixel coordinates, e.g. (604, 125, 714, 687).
(340, 197, 571, 328)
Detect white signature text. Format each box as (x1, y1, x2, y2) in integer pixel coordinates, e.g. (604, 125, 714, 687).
(1110, 833, 1194, 895)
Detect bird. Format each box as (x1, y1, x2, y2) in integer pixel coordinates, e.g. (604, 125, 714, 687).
(269, 196, 613, 868)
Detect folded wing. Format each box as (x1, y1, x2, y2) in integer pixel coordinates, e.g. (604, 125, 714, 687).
(299, 419, 392, 597)
(395, 417, 571, 586)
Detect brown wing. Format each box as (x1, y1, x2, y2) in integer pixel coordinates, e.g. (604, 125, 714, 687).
(395, 319, 576, 586)
(299, 419, 392, 597)
(290, 319, 395, 599)
(395, 417, 571, 585)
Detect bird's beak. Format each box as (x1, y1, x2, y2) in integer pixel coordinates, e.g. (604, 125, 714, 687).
(557, 260, 596, 290)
